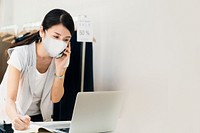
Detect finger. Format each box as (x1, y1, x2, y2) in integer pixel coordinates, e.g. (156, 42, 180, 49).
(24, 115, 31, 121)
(66, 45, 71, 51)
(13, 121, 25, 130)
(13, 118, 27, 130)
(23, 115, 31, 125)
(14, 117, 25, 127)
(25, 115, 31, 120)
(18, 115, 30, 127)
(63, 47, 71, 55)
(65, 49, 71, 53)
(63, 52, 70, 58)
(67, 42, 71, 48)
(68, 42, 71, 49)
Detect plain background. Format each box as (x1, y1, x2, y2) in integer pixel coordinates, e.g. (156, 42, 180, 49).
(1, 0, 200, 132)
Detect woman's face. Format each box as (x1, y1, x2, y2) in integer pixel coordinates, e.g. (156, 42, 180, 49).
(40, 24, 71, 44)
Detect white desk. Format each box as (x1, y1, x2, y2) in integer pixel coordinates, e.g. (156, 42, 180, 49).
(35, 121, 71, 129)
(34, 121, 116, 133)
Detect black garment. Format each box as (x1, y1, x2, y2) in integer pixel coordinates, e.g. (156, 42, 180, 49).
(30, 114, 43, 122)
(53, 31, 94, 121)
(2, 124, 13, 133)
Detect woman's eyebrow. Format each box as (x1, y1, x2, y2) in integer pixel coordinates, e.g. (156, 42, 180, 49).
(54, 32, 61, 36)
(64, 36, 71, 38)
(54, 32, 71, 38)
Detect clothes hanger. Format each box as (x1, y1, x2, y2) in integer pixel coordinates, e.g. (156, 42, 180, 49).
(0, 32, 4, 37)
(0, 32, 12, 38)
(2, 35, 16, 43)
(0, 27, 16, 42)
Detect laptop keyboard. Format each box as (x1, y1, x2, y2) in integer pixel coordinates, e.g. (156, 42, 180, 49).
(56, 128, 70, 133)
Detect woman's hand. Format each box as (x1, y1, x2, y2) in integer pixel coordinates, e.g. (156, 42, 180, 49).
(55, 42, 71, 76)
(51, 43, 70, 102)
(12, 115, 30, 130)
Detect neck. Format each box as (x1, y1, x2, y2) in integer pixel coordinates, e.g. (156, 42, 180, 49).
(36, 42, 51, 58)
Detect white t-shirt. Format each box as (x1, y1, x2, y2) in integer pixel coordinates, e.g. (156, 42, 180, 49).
(26, 69, 48, 116)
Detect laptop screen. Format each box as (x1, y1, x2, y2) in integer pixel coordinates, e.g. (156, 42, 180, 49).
(68, 91, 124, 133)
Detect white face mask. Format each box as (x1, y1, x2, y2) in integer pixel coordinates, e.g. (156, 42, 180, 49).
(42, 31, 67, 58)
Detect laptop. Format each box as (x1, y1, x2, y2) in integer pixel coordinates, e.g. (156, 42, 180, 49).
(58, 91, 124, 133)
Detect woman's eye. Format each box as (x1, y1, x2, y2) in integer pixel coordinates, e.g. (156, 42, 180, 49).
(64, 39, 69, 42)
(53, 36, 59, 39)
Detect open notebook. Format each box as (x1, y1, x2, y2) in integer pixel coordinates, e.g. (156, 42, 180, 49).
(14, 121, 70, 133)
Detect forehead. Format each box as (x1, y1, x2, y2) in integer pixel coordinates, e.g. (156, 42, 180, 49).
(47, 24, 71, 37)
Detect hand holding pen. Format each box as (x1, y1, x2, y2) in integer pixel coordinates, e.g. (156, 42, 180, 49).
(12, 115, 30, 130)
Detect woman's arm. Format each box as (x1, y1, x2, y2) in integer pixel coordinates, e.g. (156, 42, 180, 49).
(51, 68, 66, 103)
(6, 65, 30, 130)
(51, 43, 71, 103)
(6, 65, 20, 120)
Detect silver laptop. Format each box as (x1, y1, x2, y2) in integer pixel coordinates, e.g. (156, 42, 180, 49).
(61, 91, 123, 133)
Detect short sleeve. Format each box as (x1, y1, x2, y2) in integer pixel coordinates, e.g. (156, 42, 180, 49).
(7, 48, 25, 71)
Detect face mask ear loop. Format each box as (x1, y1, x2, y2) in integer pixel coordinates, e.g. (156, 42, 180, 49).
(44, 30, 48, 38)
(41, 30, 47, 42)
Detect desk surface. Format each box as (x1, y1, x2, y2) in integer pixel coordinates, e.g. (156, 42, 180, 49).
(4, 121, 116, 133)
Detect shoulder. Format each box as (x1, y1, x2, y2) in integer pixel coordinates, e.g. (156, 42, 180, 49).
(7, 42, 35, 57)
(7, 43, 36, 71)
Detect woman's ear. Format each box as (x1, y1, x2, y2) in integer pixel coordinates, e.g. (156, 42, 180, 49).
(39, 26, 45, 38)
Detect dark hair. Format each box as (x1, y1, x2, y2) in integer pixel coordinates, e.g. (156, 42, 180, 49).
(10, 9, 75, 48)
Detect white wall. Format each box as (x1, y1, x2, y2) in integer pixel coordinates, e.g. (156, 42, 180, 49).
(0, 0, 14, 26)
(1, 0, 200, 132)
(0, 0, 2, 26)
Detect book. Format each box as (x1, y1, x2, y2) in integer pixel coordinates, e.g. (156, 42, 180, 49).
(14, 124, 54, 133)
(14, 121, 70, 133)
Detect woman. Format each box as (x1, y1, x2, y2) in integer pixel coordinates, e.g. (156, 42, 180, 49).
(0, 9, 74, 130)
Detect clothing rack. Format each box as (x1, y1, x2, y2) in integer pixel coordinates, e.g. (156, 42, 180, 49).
(0, 25, 18, 34)
(21, 22, 41, 31)
(0, 22, 40, 35)
(0, 22, 41, 43)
